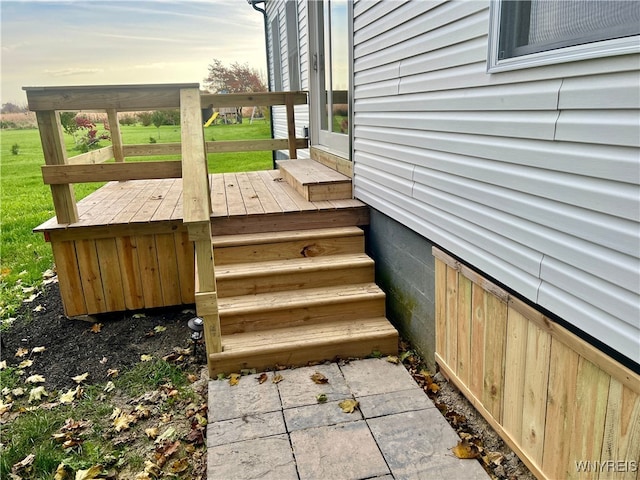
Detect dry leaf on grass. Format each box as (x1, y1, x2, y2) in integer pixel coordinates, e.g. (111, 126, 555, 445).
(154, 325, 167, 333)
(12, 453, 35, 473)
(59, 386, 80, 404)
(17, 359, 33, 369)
(15, 348, 29, 358)
(31, 346, 46, 354)
(167, 458, 189, 474)
(310, 372, 329, 384)
(54, 463, 71, 480)
(25, 374, 45, 384)
(145, 427, 159, 440)
(140, 354, 153, 362)
(451, 439, 481, 459)
(72, 372, 89, 384)
(106, 368, 119, 378)
(338, 399, 359, 413)
(28, 386, 48, 403)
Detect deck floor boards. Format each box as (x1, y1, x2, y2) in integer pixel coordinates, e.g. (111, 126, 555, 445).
(35, 169, 366, 235)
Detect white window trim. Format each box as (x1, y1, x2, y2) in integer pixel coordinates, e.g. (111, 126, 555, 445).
(487, 0, 640, 73)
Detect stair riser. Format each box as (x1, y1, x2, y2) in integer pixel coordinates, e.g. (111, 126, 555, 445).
(217, 263, 374, 297)
(219, 297, 386, 334)
(209, 333, 398, 375)
(213, 236, 364, 265)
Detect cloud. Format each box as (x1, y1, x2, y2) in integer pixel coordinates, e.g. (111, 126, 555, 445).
(43, 68, 104, 77)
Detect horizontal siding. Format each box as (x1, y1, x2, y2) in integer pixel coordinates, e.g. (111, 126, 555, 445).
(353, 0, 640, 363)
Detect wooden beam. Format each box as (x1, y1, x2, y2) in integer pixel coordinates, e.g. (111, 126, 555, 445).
(123, 143, 183, 156)
(205, 138, 307, 153)
(67, 146, 114, 165)
(42, 161, 183, 184)
(285, 93, 297, 159)
(106, 109, 124, 163)
(36, 110, 78, 224)
(24, 83, 198, 111)
(181, 88, 211, 224)
(200, 91, 307, 108)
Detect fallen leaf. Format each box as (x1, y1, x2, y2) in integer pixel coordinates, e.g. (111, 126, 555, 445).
(59, 386, 79, 404)
(0, 400, 12, 415)
(33, 304, 45, 313)
(42, 268, 55, 279)
(104, 381, 115, 393)
(18, 359, 33, 369)
(31, 346, 46, 354)
(72, 372, 89, 384)
(143, 460, 160, 476)
(386, 355, 399, 364)
(153, 326, 166, 333)
(54, 463, 71, 480)
(187, 373, 198, 383)
(257, 373, 268, 384)
(106, 368, 119, 378)
(11, 387, 25, 397)
(145, 427, 159, 439)
(90, 323, 102, 333)
(113, 409, 136, 432)
(0, 360, 7, 370)
(155, 426, 176, 444)
(272, 373, 283, 384)
(140, 354, 153, 362)
(228, 373, 241, 386)
(185, 426, 204, 445)
(316, 393, 328, 403)
(12, 453, 35, 472)
(15, 347, 29, 358)
(75, 465, 102, 480)
(338, 399, 359, 413)
(25, 374, 45, 384)
(132, 313, 147, 319)
(485, 451, 505, 466)
(99, 357, 108, 364)
(311, 372, 329, 384)
(452, 439, 481, 459)
(29, 386, 48, 403)
(167, 458, 189, 473)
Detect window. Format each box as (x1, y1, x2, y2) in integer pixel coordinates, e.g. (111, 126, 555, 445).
(271, 17, 282, 91)
(285, 1, 300, 90)
(488, 0, 640, 72)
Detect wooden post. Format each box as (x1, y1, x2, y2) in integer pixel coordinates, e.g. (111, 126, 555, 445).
(36, 110, 79, 224)
(285, 92, 297, 159)
(181, 88, 222, 368)
(106, 109, 125, 163)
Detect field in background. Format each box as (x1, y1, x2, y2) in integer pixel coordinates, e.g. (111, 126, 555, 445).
(0, 119, 273, 322)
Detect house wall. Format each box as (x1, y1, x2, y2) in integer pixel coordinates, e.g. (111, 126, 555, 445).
(266, 0, 310, 159)
(352, 0, 640, 366)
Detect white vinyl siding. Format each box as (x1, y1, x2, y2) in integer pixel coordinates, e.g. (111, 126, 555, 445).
(266, 0, 310, 158)
(352, 0, 640, 364)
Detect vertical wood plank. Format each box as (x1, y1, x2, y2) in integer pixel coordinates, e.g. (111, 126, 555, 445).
(601, 378, 640, 480)
(75, 239, 105, 314)
(434, 259, 447, 358)
(115, 236, 144, 310)
(95, 238, 126, 312)
(445, 265, 458, 372)
(285, 93, 297, 159)
(469, 282, 486, 400)
(51, 241, 87, 316)
(174, 231, 195, 304)
(136, 234, 164, 308)
(567, 358, 610, 480)
(155, 233, 182, 306)
(542, 339, 580, 479)
(482, 292, 507, 421)
(521, 321, 552, 465)
(36, 110, 78, 224)
(502, 306, 529, 443)
(106, 108, 124, 163)
(457, 274, 472, 385)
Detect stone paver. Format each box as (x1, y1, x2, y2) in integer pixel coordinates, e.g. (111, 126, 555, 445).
(367, 409, 489, 479)
(208, 358, 491, 480)
(284, 399, 363, 432)
(208, 434, 298, 480)
(290, 420, 390, 480)
(277, 363, 352, 408)
(340, 358, 418, 396)
(207, 410, 286, 447)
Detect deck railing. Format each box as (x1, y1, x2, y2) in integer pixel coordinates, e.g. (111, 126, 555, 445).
(24, 83, 309, 363)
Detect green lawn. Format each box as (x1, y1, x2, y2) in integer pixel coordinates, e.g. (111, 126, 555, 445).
(0, 120, 272, 322)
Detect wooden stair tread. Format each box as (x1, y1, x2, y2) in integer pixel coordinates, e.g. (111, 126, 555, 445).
(217, 283, 385, 316)
(277, 159, 351, 185)
(219, 317, 396, 353)
(212, 226, 363, 248)
(208, 317, 399, 373)
(216, 253, 373, 279)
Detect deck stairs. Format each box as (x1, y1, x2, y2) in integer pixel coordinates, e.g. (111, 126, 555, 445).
(207, 160, 398, 374)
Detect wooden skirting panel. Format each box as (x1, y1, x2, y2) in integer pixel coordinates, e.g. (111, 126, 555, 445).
(52, 230, 194, 316)
(433, 247, 640, 480)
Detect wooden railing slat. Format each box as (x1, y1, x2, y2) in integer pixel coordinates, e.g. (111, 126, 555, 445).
(42, 161, 183, 184)
(67, 146, 114, 165)
(200, 91, 307, 108)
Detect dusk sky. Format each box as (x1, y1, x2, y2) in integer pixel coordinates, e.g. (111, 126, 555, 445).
(0, 0, 267, 105)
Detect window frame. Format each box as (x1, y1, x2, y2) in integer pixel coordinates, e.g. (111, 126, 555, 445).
(487, 0, 640, 73)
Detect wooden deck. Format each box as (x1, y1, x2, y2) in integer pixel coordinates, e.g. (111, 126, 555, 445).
(35, 168, 369, 317)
